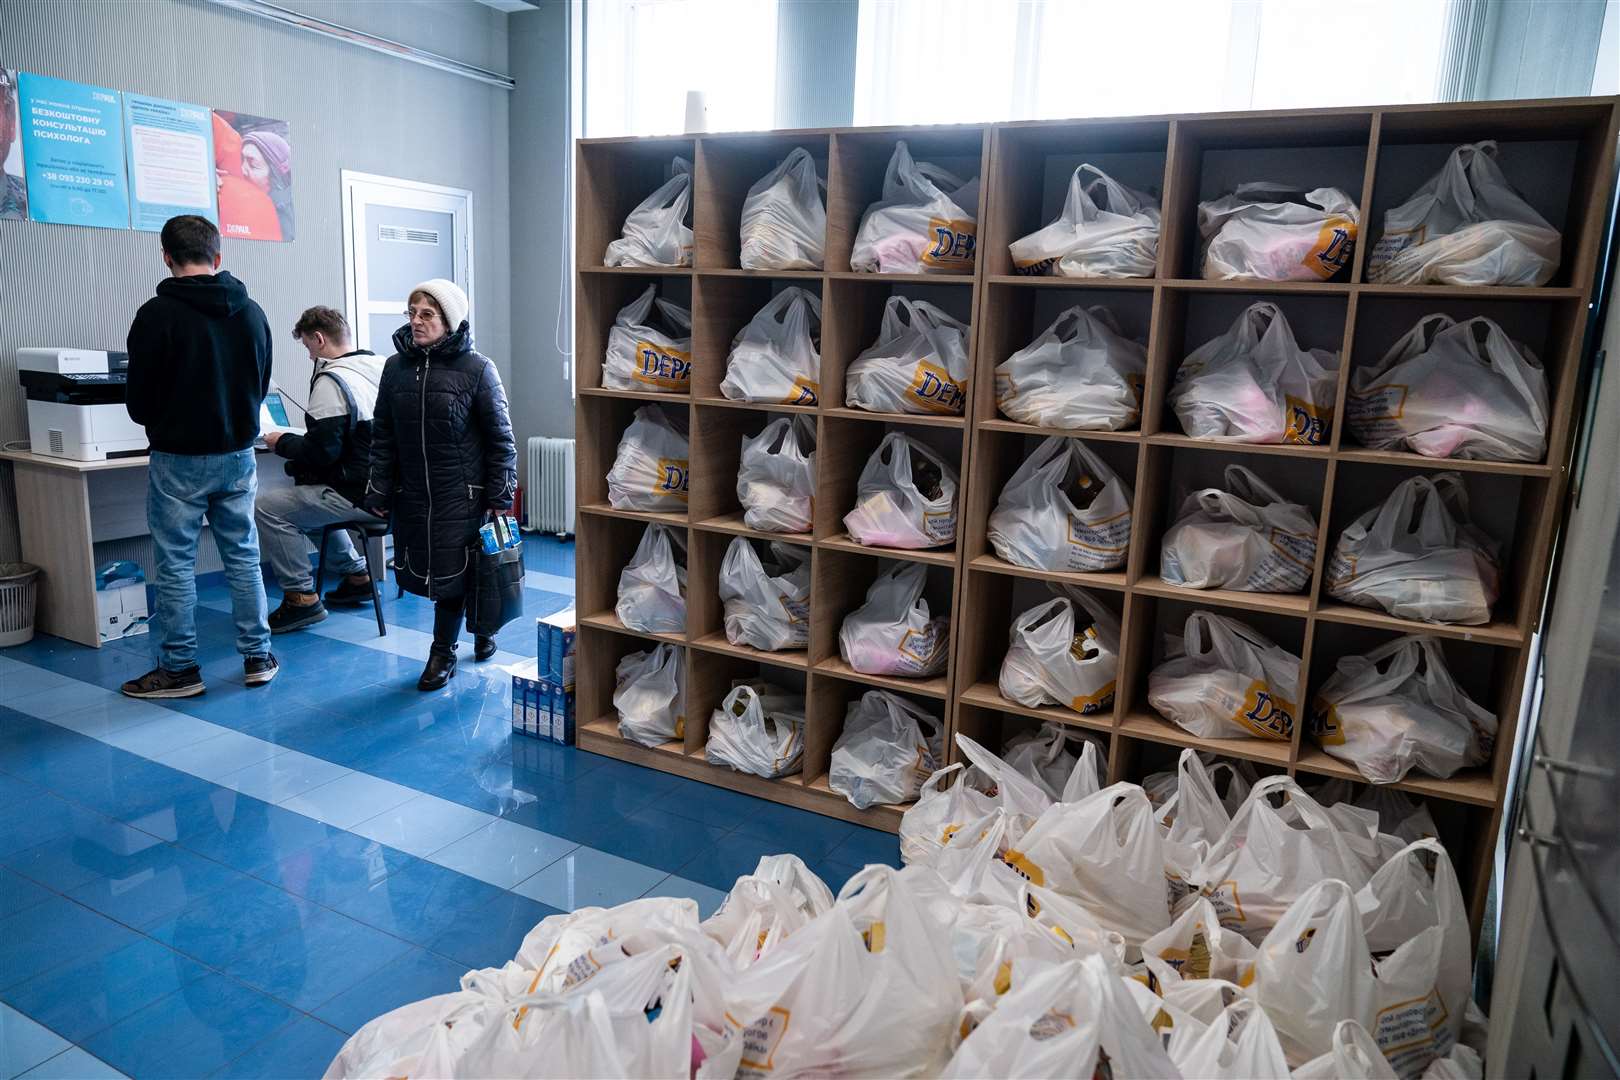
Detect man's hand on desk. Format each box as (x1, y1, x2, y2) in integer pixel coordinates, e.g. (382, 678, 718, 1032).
(263, 431, 283, 451)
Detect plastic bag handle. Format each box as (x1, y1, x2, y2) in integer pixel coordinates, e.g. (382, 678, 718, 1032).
(1235, 301, 1284, 348)
(1076, 163, 1139, 218)
(1249, 775, 1340, 833)
(918, 761, 965, 797)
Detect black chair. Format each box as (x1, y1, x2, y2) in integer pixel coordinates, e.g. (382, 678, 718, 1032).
(314, 519, 390, 636)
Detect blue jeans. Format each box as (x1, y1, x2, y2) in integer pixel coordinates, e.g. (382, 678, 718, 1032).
(148, 449, 271, 671)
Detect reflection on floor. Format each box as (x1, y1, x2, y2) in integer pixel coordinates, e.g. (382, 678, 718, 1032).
(0, 537, 899, 1078)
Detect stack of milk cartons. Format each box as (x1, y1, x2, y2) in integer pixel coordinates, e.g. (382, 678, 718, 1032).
(509, 607, 577, 742)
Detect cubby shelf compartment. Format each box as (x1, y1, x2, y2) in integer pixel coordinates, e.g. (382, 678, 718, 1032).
(576, 98, 1620, 907)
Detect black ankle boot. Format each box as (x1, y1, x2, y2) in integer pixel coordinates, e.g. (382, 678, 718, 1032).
(474, 635, 497, 661)
(417, 644, 457, 691)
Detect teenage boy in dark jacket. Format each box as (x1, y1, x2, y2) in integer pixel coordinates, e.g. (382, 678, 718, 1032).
(122, 214, 277, 698)
(254, 306, 385, 632)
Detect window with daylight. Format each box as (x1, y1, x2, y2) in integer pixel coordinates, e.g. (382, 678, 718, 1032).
(585, 0, 779, 137)
(853, 0, 1451, 126)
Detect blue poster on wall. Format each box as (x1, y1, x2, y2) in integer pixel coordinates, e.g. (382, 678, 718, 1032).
(18, 72, 129, 229)
(123, 93, 216, 231)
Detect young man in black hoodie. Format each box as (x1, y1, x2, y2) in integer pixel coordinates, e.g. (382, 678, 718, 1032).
(122, 215, 278, 698)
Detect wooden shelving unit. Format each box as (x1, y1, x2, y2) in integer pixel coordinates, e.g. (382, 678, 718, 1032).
(574, 99, 1619, 932)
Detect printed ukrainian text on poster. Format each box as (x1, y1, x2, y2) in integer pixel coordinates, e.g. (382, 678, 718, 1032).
(124, 92, 216, 231)
(17, 71, 129, 229)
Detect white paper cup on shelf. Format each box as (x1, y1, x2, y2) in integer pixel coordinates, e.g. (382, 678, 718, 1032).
(684, 90, 708, 133)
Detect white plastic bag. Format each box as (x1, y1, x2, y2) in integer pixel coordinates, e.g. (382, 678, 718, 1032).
(1192, 777, 1374, 939)
(1252, 879, 1378, 1065)
(614, 523, 687, 634)
(994, 305, 1146, 431)
(606, 405, 689, 512)
(739, 147, 826, 270)
(737, 415, 816, 533)
(1293, 1020, 1400, 1080)
(729, 865, 963, 1078)
(1367, 141, 1560, 286)
(1168, 998, 1292, 1080)
(987, 436, 1133, 571)
(1200, 182, 1359, 281)
(845, 296, 969, 416)
(1155, 750, 1251, 893)
(601, 284, 692, 393)
(706, 681, 806, 779)
(1312, 635, 1495, 784)
(1009, 164, 1161, 278)
(721, 287, 822, 406)
(1313, 780, 1440, 849)
(720, 538, 811, 652)
(1142, 895, 1258, 990)
(851, 140, 979, 274)
(943, 954, 1176, 1079)
(1357, 840, 1472, 1077)
(1346, 314, 1549, 462)
(843, 431, 959, 549)
(614, 643, 685, 747)
(839, 561, 949, 677)
(1326, 473, 1501, 625)
(703, 854, 828, 968)
(998, 589, 1119, 716)
(828, 690, 945, 809)
(1001, 782, 1171, 943)
(604, 157, 693, 267)
(1148, 611, 1301, 741)
(1421, 1045, 1484, 1080)
(899, 733, 1053, 868)
(1160, 464, 1319, 592)
(1169, 301, 1339, 445)
(1002, 722, 1108, 803)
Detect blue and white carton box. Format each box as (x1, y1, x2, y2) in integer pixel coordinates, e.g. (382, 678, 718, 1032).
(541, 679, 576, 745)
(509, 658, 543, 738)
(536, 608, 576, 689)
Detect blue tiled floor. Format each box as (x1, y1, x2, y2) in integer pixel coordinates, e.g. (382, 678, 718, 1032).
(0, 536, 902, 1078)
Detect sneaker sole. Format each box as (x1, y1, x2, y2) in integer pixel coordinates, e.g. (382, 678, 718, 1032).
(244, 667, 279, 687)
(271, 610, 327, 634)
(323, 595, 369, 609)
(122, 684, 206, 699)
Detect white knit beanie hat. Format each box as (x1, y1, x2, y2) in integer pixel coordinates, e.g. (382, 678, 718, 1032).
(411, 278, 469, 332)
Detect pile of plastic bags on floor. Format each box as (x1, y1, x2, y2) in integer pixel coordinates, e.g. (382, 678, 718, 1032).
(327, 741, 1487, 1079)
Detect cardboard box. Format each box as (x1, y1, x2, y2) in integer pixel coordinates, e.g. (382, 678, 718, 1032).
(510, 658, 542, 738)
(544, 680, 576, 745)
(96, 581, 149, 643)
(536, 607, 576, 689)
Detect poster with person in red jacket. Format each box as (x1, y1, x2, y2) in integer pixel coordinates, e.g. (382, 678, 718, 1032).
(213, 109, 293, 242)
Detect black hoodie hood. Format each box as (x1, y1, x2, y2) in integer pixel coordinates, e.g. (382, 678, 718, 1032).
(155, 270, 252, 318)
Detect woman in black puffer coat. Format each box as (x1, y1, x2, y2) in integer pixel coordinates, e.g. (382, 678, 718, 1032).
(366, 279, 516, 690)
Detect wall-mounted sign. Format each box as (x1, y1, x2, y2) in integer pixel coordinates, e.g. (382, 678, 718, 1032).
(213, 110, 293, 242)
(124, 93, 216, 232)
(17, 71, 129, 229)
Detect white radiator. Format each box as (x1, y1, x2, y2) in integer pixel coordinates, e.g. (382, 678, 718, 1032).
(526, 436, 576, 535)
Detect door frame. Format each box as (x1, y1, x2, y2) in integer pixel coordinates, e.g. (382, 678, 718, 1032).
(340, 170, 475, 352)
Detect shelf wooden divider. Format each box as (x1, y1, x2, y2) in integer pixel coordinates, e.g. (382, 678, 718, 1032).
(575, 98, 1620, 940)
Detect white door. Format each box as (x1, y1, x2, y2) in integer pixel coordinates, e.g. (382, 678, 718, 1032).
(341, 171, 473, 353)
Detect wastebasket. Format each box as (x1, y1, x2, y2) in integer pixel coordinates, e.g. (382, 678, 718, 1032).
(0, 563, 40, 647)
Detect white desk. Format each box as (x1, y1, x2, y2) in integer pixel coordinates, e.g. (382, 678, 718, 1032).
(0, 447, 292, 648)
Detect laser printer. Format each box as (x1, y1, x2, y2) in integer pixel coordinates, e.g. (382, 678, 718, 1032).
(17, 347, 148, 461)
